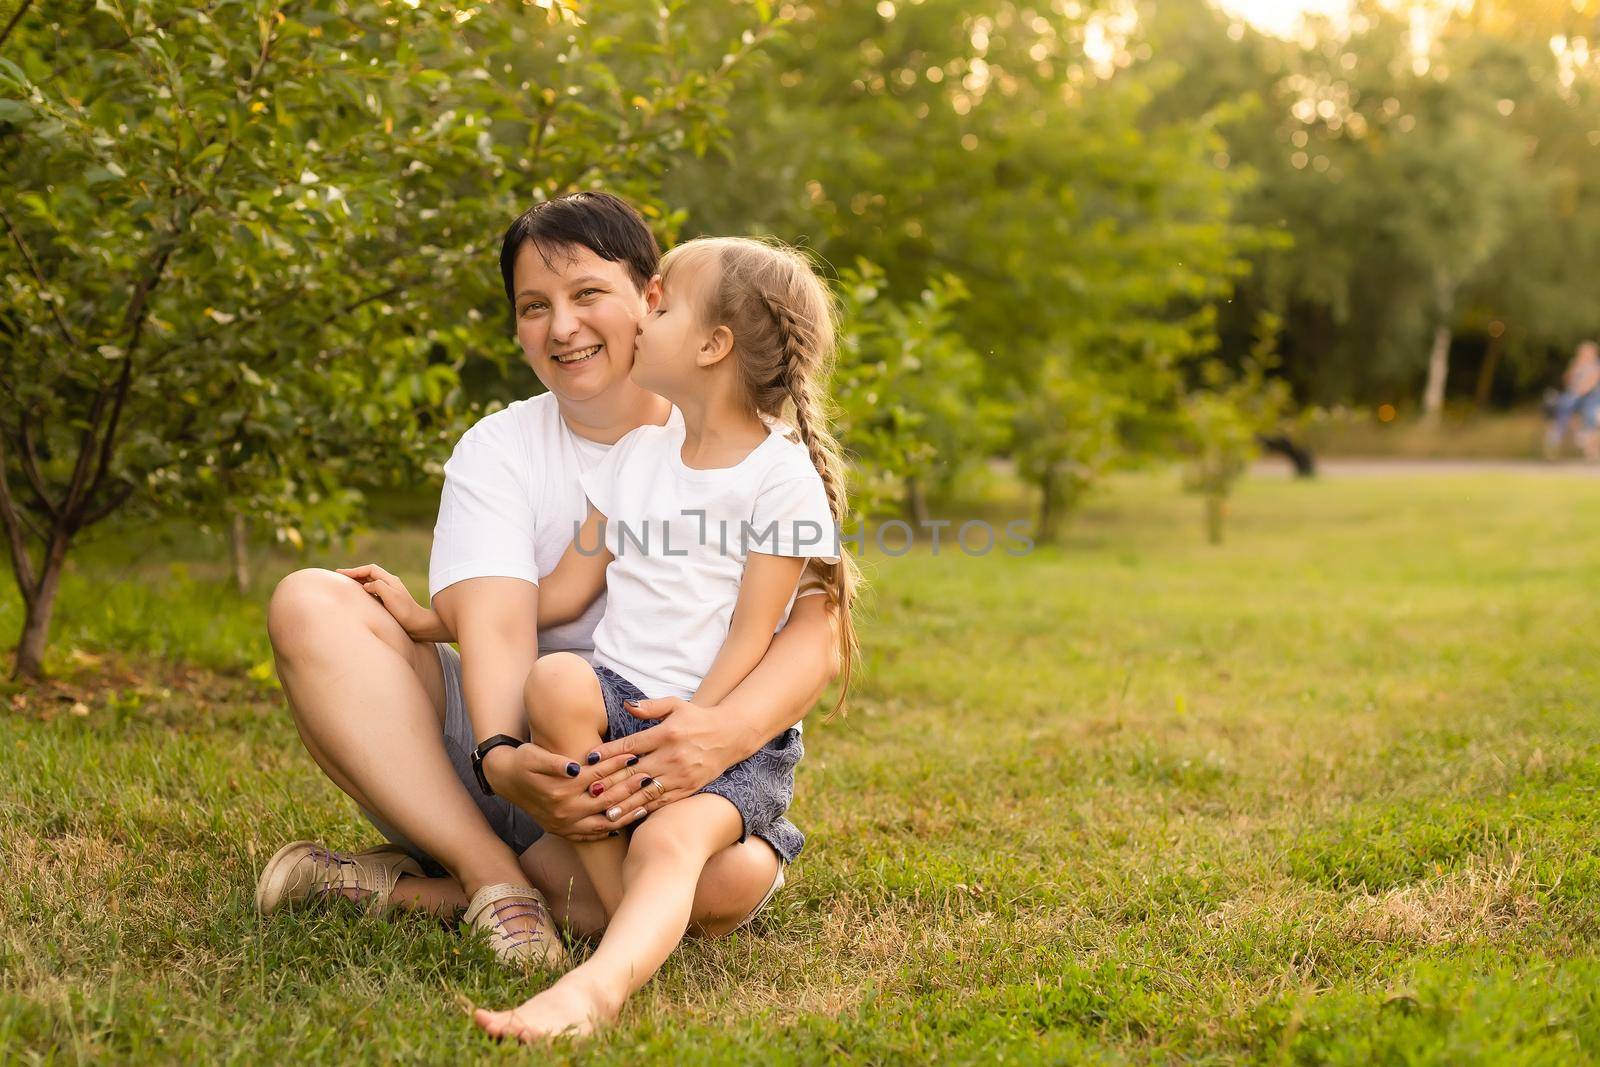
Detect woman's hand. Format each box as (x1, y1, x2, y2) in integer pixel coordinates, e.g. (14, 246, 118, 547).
(481, 742, 638, 841)
(337, 563, 451, 643)
(581, 697, 752, 826)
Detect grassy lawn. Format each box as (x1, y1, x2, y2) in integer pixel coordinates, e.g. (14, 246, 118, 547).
(4, 470, 1600, 1063)
(1304, 408, 1552, 460)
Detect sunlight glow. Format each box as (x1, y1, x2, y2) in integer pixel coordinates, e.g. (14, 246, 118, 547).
(1213, 0, 1350, 39)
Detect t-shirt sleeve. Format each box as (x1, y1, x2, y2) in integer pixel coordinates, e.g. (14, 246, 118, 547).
(748, 464, 841, 563)
(577, 426, 643, 520)
(428, 425, 542, 598)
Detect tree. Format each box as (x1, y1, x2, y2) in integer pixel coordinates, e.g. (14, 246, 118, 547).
(1177, 312, 1291, 544)
(1148, 0, 1597, 411)
(668, 0, 1256, 526)
(0, 0, 765, 677)
(831, 261, 1001, 522)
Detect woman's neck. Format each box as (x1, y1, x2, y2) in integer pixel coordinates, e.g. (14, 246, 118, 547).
(559, 380, 673, 445)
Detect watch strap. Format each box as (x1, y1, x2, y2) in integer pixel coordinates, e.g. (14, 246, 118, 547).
(471, 734, 525, 797)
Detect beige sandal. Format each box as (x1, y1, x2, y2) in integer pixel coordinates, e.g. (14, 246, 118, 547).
(462, 882, 567, 969)
(254, 840, 422, 915)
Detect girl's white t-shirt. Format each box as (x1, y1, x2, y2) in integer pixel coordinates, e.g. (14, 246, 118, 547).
(579, 419, 841, 701)
(428, 393, 682, 657)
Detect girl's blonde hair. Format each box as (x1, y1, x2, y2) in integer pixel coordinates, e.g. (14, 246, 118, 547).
(659, 236, 860, 712)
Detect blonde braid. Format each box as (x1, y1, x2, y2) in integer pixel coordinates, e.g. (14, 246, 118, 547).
(764, 288, 861, 716)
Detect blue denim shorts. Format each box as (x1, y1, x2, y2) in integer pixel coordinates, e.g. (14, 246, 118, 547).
(594, 664, 806, 863)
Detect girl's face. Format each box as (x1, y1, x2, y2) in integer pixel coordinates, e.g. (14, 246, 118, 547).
(631, 263, 720, 401)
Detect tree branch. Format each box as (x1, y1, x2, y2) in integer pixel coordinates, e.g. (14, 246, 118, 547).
(0, 435, 38, 596)
(0, 0, 34, 54)
(0, 201, 79, 351)
(77, 479, 135, 529)
(17, 412, 58, 522)
(142, 272, 424, 377)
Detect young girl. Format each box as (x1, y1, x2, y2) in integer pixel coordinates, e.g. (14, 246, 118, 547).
(472, 236, 859, 1041)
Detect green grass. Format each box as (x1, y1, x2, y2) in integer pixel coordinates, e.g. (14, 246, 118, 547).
(1304, 408, 1552, 460)
(4, 471, 1600, 1063)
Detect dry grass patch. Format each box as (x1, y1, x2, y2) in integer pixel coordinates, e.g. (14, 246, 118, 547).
(1339, 854, 1540, 946)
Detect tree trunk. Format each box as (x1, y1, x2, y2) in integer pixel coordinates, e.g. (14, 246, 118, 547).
(1036, 467, 1058, 543)
(903, 475, 930, 528)
(1421, 322, 1452, 426)
(230, 511, 250, 595)
(1473, 331, 1504, 411)
(12, 533, 69, 680)
(1205, 492, 1226, 545)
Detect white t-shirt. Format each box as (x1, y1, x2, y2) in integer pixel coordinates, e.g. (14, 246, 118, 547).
(428, 393, 682, 656)
(579, 419, 840, 701)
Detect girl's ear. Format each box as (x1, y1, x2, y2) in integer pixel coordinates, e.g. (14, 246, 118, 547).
(643, 274, 664, 313)
(697, 324, 734, 369)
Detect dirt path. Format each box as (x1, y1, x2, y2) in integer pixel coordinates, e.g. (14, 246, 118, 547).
(1253, 457, 1600, 478)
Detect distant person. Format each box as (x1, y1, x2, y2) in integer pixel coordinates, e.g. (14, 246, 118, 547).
(1544, 340, 1600, 461)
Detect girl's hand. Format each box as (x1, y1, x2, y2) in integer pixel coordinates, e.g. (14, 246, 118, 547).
(337, 564, 450, 642)
(582, 697, 746, 824)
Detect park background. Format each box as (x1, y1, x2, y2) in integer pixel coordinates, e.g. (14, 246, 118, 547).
(5, 0, 1600, 1062)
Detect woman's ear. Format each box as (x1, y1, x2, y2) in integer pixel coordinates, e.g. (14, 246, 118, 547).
(697, 324, 734, 369)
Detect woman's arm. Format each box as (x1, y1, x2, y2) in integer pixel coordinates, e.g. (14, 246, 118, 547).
(692, 552, 807, 708)
(537, 505, 613, 628)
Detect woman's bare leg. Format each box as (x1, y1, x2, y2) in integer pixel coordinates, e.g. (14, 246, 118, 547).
(475, 795, 742, 1042)
(268, 569, 531, 905)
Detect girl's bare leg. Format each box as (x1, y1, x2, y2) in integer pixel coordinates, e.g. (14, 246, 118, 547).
(474, 795, 742, 1042)
(516, 831, 783, 940)
(522, 654, 631, 914)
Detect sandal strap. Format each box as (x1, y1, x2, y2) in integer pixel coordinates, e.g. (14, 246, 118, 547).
(305, 844, 418, 907)
(464, 883, 553, 941)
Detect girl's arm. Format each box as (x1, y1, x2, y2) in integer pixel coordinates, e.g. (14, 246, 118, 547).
(538, 504, 614, 628)
(692, 552, 808, 708)
(336, 564, 455, 642)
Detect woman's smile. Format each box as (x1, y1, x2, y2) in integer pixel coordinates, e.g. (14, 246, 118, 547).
(552, 343, 604, 367)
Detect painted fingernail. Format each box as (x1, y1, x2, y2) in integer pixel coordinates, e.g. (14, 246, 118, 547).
(631, 808, 647, 820)
(623, 701, 639, 712)
(565, 762, 580, 777)
(606, 806, 622, 820)
(608, 830, 619, 838)
(585, 751, 600, 765)
(641, 777, 655, 788)
(589, 781, 605, 797)
(626, 755, 640, 767)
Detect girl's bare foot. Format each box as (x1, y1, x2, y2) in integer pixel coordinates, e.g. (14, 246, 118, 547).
(472, 975, 621, 1044)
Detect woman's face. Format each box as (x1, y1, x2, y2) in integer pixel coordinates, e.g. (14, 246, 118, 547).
(510, 240, 660, 406)
(630, 264, 718, 400)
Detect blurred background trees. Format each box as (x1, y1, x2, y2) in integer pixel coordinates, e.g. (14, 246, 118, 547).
(4, 0, 1599, 674)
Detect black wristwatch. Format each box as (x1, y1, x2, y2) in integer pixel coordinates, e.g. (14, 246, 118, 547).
(471, 734, 525, 797)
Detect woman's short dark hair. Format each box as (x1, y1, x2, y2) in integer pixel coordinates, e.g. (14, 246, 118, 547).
(499, 191, 660, 308)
